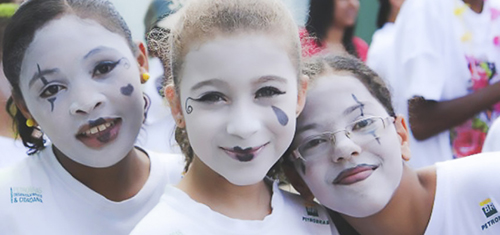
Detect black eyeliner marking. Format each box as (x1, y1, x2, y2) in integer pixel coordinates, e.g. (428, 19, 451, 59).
(97, 132, 111, 143)
(120, 83, 134, 96)
(272, 106, 288, 126)
(352, 94, 365, 116)
(233, 146, 255, 162)
(89, 118, 106, 127)
(48, 98, 56, 112)
(185, 97, 194, 114)
(120, 57, 130, 69)
(37, 64, 49, 85)
(370, 131, 381, 145)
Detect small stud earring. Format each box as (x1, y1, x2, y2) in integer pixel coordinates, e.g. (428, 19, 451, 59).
(141, 73, 150, 84)
(26, 118, 35, 127)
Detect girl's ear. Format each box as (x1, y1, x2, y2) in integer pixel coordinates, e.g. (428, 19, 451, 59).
(136, 41, 149, 73)
(164, 84, 185, 128)
(394, 115, 411, 161)
(12, 93, 35, 124)
(296, 75, 309, 117)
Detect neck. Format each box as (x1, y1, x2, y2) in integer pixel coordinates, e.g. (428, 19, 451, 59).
(464, 0, 484, 13)
(177, 157, 273, 220)
(344, 164, 437, 235)
(325, 26, 344, 45)
(387, 5, 401, 23)
(53, 146, 150, 201)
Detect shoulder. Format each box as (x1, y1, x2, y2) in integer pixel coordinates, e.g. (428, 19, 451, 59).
(435, 153, 500, 189)
(352, 37, 368, 62)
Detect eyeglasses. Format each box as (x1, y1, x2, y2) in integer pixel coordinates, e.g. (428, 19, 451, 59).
(292, 116, 394, 162)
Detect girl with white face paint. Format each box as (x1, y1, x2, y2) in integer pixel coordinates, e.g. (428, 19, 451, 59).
(285, 54, 500, 235)
(0, 0, 183, 234)
(131, 0, 339, 234)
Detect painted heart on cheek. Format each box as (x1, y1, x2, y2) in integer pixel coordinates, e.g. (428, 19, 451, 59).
(120, 83, 134, 96)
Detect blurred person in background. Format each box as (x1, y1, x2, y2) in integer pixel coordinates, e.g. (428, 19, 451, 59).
(301, 0, 368, 61)
(393, 0, 500, 168)
(366, 0, 404, 103)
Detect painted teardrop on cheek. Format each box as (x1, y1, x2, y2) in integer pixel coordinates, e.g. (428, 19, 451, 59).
(48, 97, 56, 112)
(272, 106, 288, 126)
(120, 83, 134, 96)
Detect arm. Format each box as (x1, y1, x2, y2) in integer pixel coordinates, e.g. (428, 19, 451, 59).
(409, 81, 500, 140)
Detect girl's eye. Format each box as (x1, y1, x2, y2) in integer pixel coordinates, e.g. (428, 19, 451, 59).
(93, 60, 120, 76)
(197, 92, 226, 103)
(255, 86, 285, 98)
(352, 118, 375, 131)
(40, 85, 65, 98)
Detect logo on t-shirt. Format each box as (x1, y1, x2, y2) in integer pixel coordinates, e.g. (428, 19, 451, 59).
(10, 187, 43, 204)
(301, 203, 329, 225)
(481, 198, 498, 218)
(480, 198, 500, 231)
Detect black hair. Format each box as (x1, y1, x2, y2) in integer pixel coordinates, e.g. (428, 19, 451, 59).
(377, 0, 391, 29)
(306, 0, 359, 58)
(3, 0, 136, 154)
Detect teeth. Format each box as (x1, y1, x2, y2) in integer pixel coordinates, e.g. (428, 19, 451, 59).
(82, 120, 115, 136)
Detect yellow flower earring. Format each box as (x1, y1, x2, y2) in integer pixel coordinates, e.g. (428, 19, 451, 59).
(141, 73, 150, 84)
(26, 118, 35, 127)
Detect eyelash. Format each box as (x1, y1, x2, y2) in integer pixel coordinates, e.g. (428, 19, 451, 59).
(255, 86, 285, 98)
(196, 92, 227, 103)
(40, 84, 66, 98)
(92, 60, 120, 76)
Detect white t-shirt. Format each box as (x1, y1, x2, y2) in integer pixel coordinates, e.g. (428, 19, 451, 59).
(137, 57, 181, 154)
(425, 152, 500, 234)
(0, 145, 184, 235)
(367, 23, 402, 112)
(394, 0, 500, 168)
(131, 181, 339, 235)
(482, 117, 500, 152)
(0, 136, 27, 169)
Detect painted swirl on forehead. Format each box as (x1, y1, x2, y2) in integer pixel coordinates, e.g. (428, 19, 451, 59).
(120, 83, 134, 96)
(351, 94, 365, 116)
(272, 106, 288, 126)
(185, 97, 194, 114)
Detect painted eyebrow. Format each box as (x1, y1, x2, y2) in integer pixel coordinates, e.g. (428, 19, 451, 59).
(343, 103, 364, 116)
(254, 75, 287, 85)
(190, 75, 288, 92)
(296, 123, 320, 136)
(83, 46, 120, 60)
(190, 78, 227, 92)
(28, 67, 60, 88)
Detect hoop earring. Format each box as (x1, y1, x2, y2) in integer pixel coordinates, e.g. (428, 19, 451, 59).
(141, 73, 150, 84)
(26, 118, 35, 127)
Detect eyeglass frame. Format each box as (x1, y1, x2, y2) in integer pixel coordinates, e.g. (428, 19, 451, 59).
(290, 116, 395, 162)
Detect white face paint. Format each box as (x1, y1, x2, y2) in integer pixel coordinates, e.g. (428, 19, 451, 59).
(19, 15, 144, 168)
(179, 35, 298, 186)
(292, 75, 403, 217)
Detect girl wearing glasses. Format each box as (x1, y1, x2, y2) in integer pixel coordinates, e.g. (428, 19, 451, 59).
(285, 54, 500, 234)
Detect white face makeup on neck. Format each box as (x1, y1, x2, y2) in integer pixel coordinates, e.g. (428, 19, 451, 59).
(19, 15, 144, 168)
(292, 74, 403, 217)
(178, 34, 299, 186)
